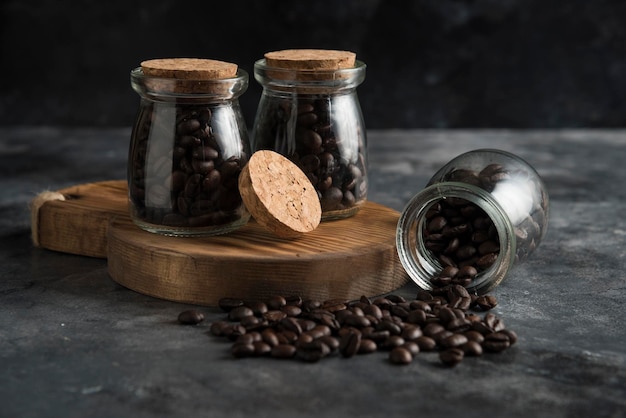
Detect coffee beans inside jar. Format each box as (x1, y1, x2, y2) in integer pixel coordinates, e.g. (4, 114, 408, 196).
(397, 149, 549, 295)
(251, 49, 368, 220)
(185, 288, 517, 367)
(128, 58, 251, 236)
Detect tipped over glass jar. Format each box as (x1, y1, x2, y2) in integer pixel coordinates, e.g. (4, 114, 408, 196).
(396, 149, 549, 295)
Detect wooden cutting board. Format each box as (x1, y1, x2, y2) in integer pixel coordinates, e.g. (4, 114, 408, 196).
(32, 180, 409, 306)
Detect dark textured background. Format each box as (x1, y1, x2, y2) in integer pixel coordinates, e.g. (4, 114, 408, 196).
(1, 0, 625, 129)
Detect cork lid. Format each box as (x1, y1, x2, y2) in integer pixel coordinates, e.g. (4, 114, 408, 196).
(238, 150, 321, 239)
(141, 58, 238, 80)
(264, 49, 356, 71)
(138, 58, 241, 95)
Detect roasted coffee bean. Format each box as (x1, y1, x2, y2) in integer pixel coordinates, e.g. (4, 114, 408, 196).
(231, 343, 255, 358)
(177, 309, 205, 325)
(253, 341, 272, 356)
(221, 324, 247, 341)
(461, 340, 483, 356)
(228, 306, 254, 321)
(218, 297, 244, 312)
(267, 295, 287, 310)
(440, 348, 464, 366)
(500, 329, 518, 345)
(402, 341, 420, 357)
(483, 332, 511, 352)
(263, 310, 288, 323)
(209, 320, 229, 336)
(319, 335, 340, 352)
(401, 325, 423, 341)
(261, 329, 280, 347)
(244, 300, 268, 316)
(464, 330, 485, 343)
(339, 329, 362, 357)
(281, 305, 302, 317)
(415, 335, 437, 351)
(475, 295, 498, 311)
(358, 338, 378, 354)
(296, 340, 331, 362)
(271, 344, 297, 359)
(441, 333, 469, 349)
(389, 347, 413, 365)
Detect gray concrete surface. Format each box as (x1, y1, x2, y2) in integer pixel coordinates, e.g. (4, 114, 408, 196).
(1, 128, 625, 417)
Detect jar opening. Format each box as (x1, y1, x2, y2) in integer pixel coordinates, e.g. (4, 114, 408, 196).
(130, 68, 249, 102)
(397, 183, 517, 295)
(254, 59, 366, 92)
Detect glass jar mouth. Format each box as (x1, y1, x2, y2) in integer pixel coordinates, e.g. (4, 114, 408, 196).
(396, 182, 517, 295)
(253, 59, 366, 91)
(130, 67, 249, 101)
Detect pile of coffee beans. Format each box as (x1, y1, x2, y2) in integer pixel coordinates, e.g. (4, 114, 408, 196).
(253, 97, 367, 216)
(423, 199, 499, 288)
(129, 103, 248, 228)
(180, 287, 517, 366)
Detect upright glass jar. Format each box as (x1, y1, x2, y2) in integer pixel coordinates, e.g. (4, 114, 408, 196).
(396, 149, 549, 295)
(128, 58, 251, 236)
(251, 49, 368, 220)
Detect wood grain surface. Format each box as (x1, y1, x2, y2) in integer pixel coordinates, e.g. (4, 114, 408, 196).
(32, 180, 409, 306)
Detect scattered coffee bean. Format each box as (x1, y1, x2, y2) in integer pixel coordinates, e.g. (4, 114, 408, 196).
(177, 309, 205, 325)
(389, 346, 413, 365)
(439, 348, 464, 366)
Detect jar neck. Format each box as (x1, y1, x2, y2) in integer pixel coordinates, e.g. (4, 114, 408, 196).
(130, 68, 249, 103)
(396, 182, 517, 295)
(253, 59, 366, 94)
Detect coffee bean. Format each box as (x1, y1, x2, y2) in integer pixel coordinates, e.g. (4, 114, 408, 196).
(475, 295, 498, 311)
(358, 338, 378, 354)
(177, 309, 205, 325)
(231, 343, 255, 358)
(228, 306, 254, 321)
(483, 332, 511, 352)
(339, 329, 362, 357)
(271, 344, 297, 359)
(441, 333, 469, 349)
(253, 341, 272, 356)
(209, 320, 229, 336)
(461, 340, 483, 356)
(389, 347, 413, 365)
(440, 348, 464, 366)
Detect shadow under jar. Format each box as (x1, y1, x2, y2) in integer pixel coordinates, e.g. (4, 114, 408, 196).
(128, 59, 251, 236)
(396, 149, 549, 295)
(251, 50, 368, 220)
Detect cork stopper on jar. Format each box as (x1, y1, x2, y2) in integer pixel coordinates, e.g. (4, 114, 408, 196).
(140, 58, 239, 94)
(238, 150, 321, 239)
(264, 49, 356, 71)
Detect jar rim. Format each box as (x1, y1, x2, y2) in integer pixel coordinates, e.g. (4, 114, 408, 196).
(130, 67, 249, 100)
(253, 59, 366, 90)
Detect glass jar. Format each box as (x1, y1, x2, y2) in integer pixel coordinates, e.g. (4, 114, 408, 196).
(251, 50, 368, 220)
(128, 59, 251, 236)
(396, 149, 549, 295)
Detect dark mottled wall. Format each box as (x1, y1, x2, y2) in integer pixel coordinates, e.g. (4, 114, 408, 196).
(1, 0, 624, 128)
